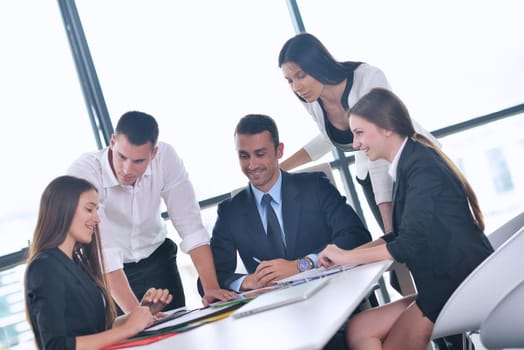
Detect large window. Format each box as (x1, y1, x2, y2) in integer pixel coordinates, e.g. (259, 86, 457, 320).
(1, 2, 96, 256)
(74, 1, 321, 201)
(296, 0, 524, 233)
(1, 1, 523, 348)
(296, 0, 524, 131)
(1, 3, 98, 348)
(440, 115, 524, 230)
(486, 148, 514, 194)
(72, 0, 328, 310)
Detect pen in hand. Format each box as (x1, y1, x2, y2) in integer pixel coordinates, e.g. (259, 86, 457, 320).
(252, 257, 261, 263)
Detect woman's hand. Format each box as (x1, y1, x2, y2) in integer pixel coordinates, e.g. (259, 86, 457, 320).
(122, 306, 155, 334)
(318, 244, 350, 267)
(140, 288, 173, 315)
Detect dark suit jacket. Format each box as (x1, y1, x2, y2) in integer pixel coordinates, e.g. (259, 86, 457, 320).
(383, 138, 493, 319)
(25, 248, 107, 350)
(210, 170, 371, 289)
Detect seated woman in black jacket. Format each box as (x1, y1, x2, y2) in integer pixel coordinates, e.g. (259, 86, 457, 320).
(25, 175, 172, 349)
(318, 88, 493, 350)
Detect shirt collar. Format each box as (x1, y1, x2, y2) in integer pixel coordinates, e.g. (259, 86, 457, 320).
(388, 137, 408, 182)
(250, 170, 283, 205)
(100, 147, 152, 188)
(101, 147, 119, 188)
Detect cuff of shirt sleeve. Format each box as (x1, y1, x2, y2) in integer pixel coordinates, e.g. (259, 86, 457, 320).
(179, 228, 211, 254)
(373, 189, 393, 205)
(230, 276, 245, 292)
(354, 151, 369, 180)
(308, 253, 319, 268)
(368, 159, 394, 204)
(103, 247, 124, 273)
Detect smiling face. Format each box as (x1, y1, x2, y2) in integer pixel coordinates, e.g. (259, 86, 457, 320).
(109, 134, 157, 186)
(350, 114, 393, 162)
(236, 130, 283, 193)
(66, 189, 100, 246)
(281, 62, 324, 103)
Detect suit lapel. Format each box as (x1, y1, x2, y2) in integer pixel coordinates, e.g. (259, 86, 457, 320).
(49, 248, 104, 322)
(391, 139, 415, 232)
(391, 179, 399, 230)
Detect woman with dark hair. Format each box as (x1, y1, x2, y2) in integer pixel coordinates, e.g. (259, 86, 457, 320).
(318, 88, 493, 350)
(278, 32, 437, 234)
(25, 175, 172, 349)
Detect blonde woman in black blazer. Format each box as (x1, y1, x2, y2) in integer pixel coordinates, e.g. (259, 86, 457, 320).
(25, 176, 172, 349)
(318, 89, 493, 350)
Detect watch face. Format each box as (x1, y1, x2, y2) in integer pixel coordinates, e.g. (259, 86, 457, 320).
(298, 258, 312, 272)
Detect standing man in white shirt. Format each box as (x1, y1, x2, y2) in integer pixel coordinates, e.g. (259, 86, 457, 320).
(68, 111, 236, 313)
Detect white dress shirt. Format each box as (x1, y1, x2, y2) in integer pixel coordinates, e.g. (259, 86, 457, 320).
(67, 142, 210, 272)
(300, 63, 438, 205)
(388, 137, 409, 182)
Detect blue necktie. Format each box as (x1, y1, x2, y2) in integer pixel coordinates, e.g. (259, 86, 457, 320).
(262, 193, 286, 258)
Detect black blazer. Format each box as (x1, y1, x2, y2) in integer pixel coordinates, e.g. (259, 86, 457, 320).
(384, 139, 493, 311)
(210, 170, 371, 289)
(25, 248, 107, 350)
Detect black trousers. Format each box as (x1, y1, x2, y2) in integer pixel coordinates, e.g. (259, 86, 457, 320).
(118, 238, 185, 314)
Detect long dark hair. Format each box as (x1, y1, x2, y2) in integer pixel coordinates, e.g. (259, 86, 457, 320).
(278, 33, 360, 101)
(351, 88, 485, 231)
(26, 175, 116, 328)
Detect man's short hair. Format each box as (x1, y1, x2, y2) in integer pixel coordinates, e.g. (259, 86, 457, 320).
(235, 114, 279, 149)
(115, 111, 159, 146)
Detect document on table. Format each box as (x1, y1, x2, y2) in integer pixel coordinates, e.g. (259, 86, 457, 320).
(147, 306, 190, 328)
(208, 284, 284, 309)
(276, 262, 359, 285)
(143, 303, 240, 333)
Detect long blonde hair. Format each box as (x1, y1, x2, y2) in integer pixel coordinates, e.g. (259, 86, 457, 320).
(26, 176, 116, 328)
(350, 88, 484, 231)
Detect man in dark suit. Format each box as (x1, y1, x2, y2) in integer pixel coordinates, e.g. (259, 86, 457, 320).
(209, 114, 371, 292)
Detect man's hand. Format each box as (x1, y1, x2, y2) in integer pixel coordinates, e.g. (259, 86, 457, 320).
(140, 288, 173, 315)
(189, 245, 238, 306)
(241, 259, 298, 290)
(201, 288, 239, 306)
(240, 273, 263, 291)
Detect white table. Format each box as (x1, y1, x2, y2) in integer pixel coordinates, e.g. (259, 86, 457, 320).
(133, 260, 393, 350)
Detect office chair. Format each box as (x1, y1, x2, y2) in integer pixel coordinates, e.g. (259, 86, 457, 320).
(479, 279, 524, 349)
(487, 210, 524, 249)
(431, 226, 524, 350)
